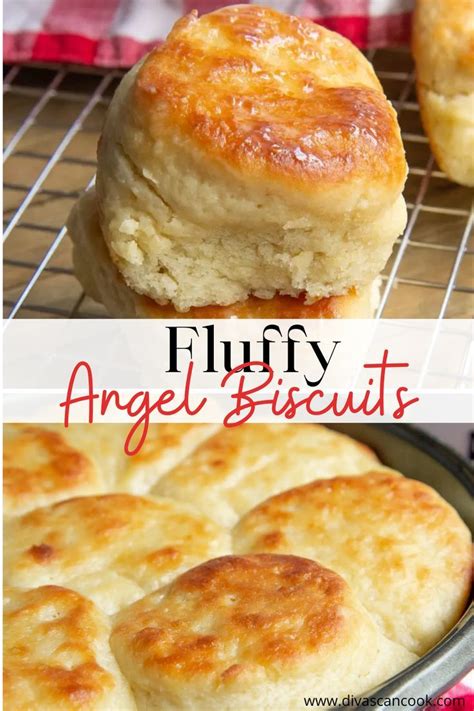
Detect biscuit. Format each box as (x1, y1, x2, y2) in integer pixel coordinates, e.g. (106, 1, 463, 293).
(110, 555, 416, 710)
(3, 424, 114, 517)
(5, 494, 230, 614)
(3, 423, 214, 516)
(153, 424, 379, 527)
(234, 471, 473, 655)
(113, 423, 219, 493)
(413, 0, 474, 186)
(94, 5, 407, 312)
(69, 189, 381, 318)
(4, 585, 136, 710)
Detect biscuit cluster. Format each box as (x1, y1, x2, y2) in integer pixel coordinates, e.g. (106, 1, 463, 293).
(68, 5, 407, 318)
(4, 424, 471, 710)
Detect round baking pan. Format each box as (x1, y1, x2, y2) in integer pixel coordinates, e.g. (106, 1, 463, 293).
(329, 424, 473, 707)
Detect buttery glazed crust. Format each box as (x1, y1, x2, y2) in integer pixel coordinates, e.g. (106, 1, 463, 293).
(3, 586, 136, 711)
(110, 555, 416, 710)
(136, 6, 406, 192)
(93, 5, 407, 311)
(234, 471, 473, 655)
(5, 494, 230, 614)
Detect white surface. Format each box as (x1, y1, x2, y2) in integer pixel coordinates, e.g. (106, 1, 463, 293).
(3, 319, 473, 424)
(108, 0, 182, 42)
(369, 0, 414, 16)
(3, 0, 54, 33)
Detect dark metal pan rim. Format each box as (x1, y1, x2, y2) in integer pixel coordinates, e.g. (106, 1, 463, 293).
(374, 423, 474, 495)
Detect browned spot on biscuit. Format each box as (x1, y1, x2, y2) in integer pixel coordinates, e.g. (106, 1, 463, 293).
(221, 663, 245, 681)
(145, 547, 182, 568)
(260, 531, 285, 549)
(28, 543, 55, 563)
(32, 662, 113, 706)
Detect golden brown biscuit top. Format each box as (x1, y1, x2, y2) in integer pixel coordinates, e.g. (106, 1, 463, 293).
(235, 470, 467, 538)
(135, 5, 406, 192)
(5, 494, 230, 605)
(154, 424, 379, 527)
(111, 554, 357, 683)
(233, 470, 472, 654)
(3, 425, 101, 517)
(4, 586, 133, 711)
(234, 471, 472, 567)
(3, 423, 217, 512)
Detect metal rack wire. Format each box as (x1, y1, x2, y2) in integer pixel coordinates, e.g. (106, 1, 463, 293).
(3, 47, 473, 319)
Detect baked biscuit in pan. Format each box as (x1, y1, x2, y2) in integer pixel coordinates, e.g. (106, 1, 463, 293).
(4, 585, 136, 711)
(234, 471, 473, 655)
(110, 555, 416, 711)
(3, 423, 217, 516)
(3, 424, 117, 517)
(2, 425, 472, 709)
(114, 423, 219, 493)
(153, 423, 380, 526)
(5, 494, 230, 614)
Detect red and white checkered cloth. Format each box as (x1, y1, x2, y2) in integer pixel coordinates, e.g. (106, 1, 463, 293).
(3, 4, 473, 702)
(4, 0, 413, 67)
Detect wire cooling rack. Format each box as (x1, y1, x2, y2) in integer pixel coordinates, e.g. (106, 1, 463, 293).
(3, 48, 474, 319)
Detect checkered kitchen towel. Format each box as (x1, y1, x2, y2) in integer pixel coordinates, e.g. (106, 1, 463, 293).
(3, 0, 474, 706)
(4, 0, 413, 67)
